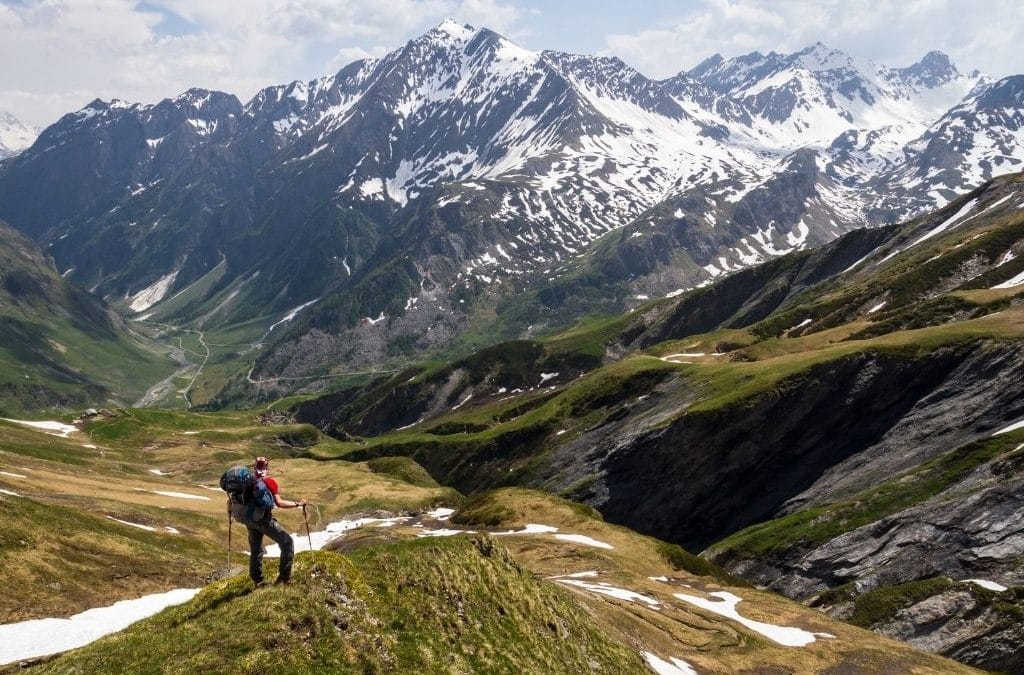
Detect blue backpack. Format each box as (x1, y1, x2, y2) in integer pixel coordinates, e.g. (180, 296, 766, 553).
(220, 466, 275, 520)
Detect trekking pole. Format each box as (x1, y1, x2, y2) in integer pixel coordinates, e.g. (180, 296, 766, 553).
(302, 504, 313, 552)
(227, 512, 232, 568)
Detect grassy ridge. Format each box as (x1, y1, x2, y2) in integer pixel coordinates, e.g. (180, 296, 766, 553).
(32, 542, 645, 674)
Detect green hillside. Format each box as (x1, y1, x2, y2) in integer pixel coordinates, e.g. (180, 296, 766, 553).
(0, 221, 176, 415)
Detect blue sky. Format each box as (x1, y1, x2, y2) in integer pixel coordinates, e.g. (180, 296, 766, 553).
(1, 0, 1021, 127)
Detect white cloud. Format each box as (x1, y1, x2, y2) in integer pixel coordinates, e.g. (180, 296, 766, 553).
(325, 45, 391, 74)
(604, 0, 1024, 79)
(0, 0, 524, 127)
(1, 0, 1019, 128)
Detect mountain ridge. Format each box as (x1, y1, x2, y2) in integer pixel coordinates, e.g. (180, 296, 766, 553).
(0, 22, 1021, 404)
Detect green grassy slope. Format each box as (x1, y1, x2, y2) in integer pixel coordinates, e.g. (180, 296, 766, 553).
(0, 221, 176, 415)
(0, 410, 458, 623)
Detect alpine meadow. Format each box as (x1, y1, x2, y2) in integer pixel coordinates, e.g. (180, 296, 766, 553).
(1, 4, 1023, 673)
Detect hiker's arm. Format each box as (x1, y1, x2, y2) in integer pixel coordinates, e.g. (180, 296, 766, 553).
(273, 493, 306, 509)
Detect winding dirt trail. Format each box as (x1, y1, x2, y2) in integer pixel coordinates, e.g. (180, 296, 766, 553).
(131, 319, 210, 408)
(181, 330, 210, 409)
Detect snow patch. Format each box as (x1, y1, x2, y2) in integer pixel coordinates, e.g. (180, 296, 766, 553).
(107, 516, 156, 532)
(992, 269, 1024, 289)
(642, 652, 698, 675)
(0, 588, 201, 665)
(556, 578, 660, 607)
(451, 393, 473, 411)
(673, 591, 828, 647)
(0, 471, 27, 479)
(266, 515, 413, 556)
(867, 301, 887, 314)
(965, 579, 1007, 592)
(660, 353, 705, 363)
(266, 298, 321, 335)
(553, 533, 614, 549)
(359, 178, 384, 198)
(550, 571, 600, 579)
(911, 198, 978, 247)
(1, 419, 77, 437)
(993, 419, 1024, 436)
(416, 528, 474, 537)
(491, 523, 613, 548)
(426, 507, 455, 521)
(492, 523, 559, 536)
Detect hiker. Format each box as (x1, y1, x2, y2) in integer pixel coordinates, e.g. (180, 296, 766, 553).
(226, 456, 307, 586)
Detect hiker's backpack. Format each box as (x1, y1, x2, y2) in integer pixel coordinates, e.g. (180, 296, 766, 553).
(220, 466, 275, 520)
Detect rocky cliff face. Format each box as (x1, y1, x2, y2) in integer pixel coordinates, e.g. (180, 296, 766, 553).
(707, 404, 1024, 671)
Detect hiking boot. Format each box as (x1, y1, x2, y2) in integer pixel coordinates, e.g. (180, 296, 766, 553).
(253, 579, 267, 588)
(274, 577, 291, 585)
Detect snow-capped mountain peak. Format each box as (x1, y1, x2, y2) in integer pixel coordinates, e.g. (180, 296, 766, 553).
(792, 41, 856, 72)
(891, 50, 959, 88)
(428, 17, 476, 42)
(0, 111, 39, 159)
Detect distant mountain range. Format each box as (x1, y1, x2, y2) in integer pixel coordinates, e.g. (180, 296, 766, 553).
(0, 20, 1021, 398)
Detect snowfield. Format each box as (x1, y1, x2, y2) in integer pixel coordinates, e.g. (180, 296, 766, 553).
(0, 588, 200, 666)
(992, 419, 1024, 436)
(1, 419, 78, 437)
(966, 579, 1008, 592)
(554, 578, 661, 607)
(672, 590, 832, 647)
(642, 652, 698, 675)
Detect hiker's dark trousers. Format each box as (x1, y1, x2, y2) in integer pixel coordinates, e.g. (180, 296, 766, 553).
(246, 515, 294, 583)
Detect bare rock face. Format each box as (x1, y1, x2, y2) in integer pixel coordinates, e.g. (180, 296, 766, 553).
(699, 345, 1024, 671)
(876, 590, 1024, 672)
